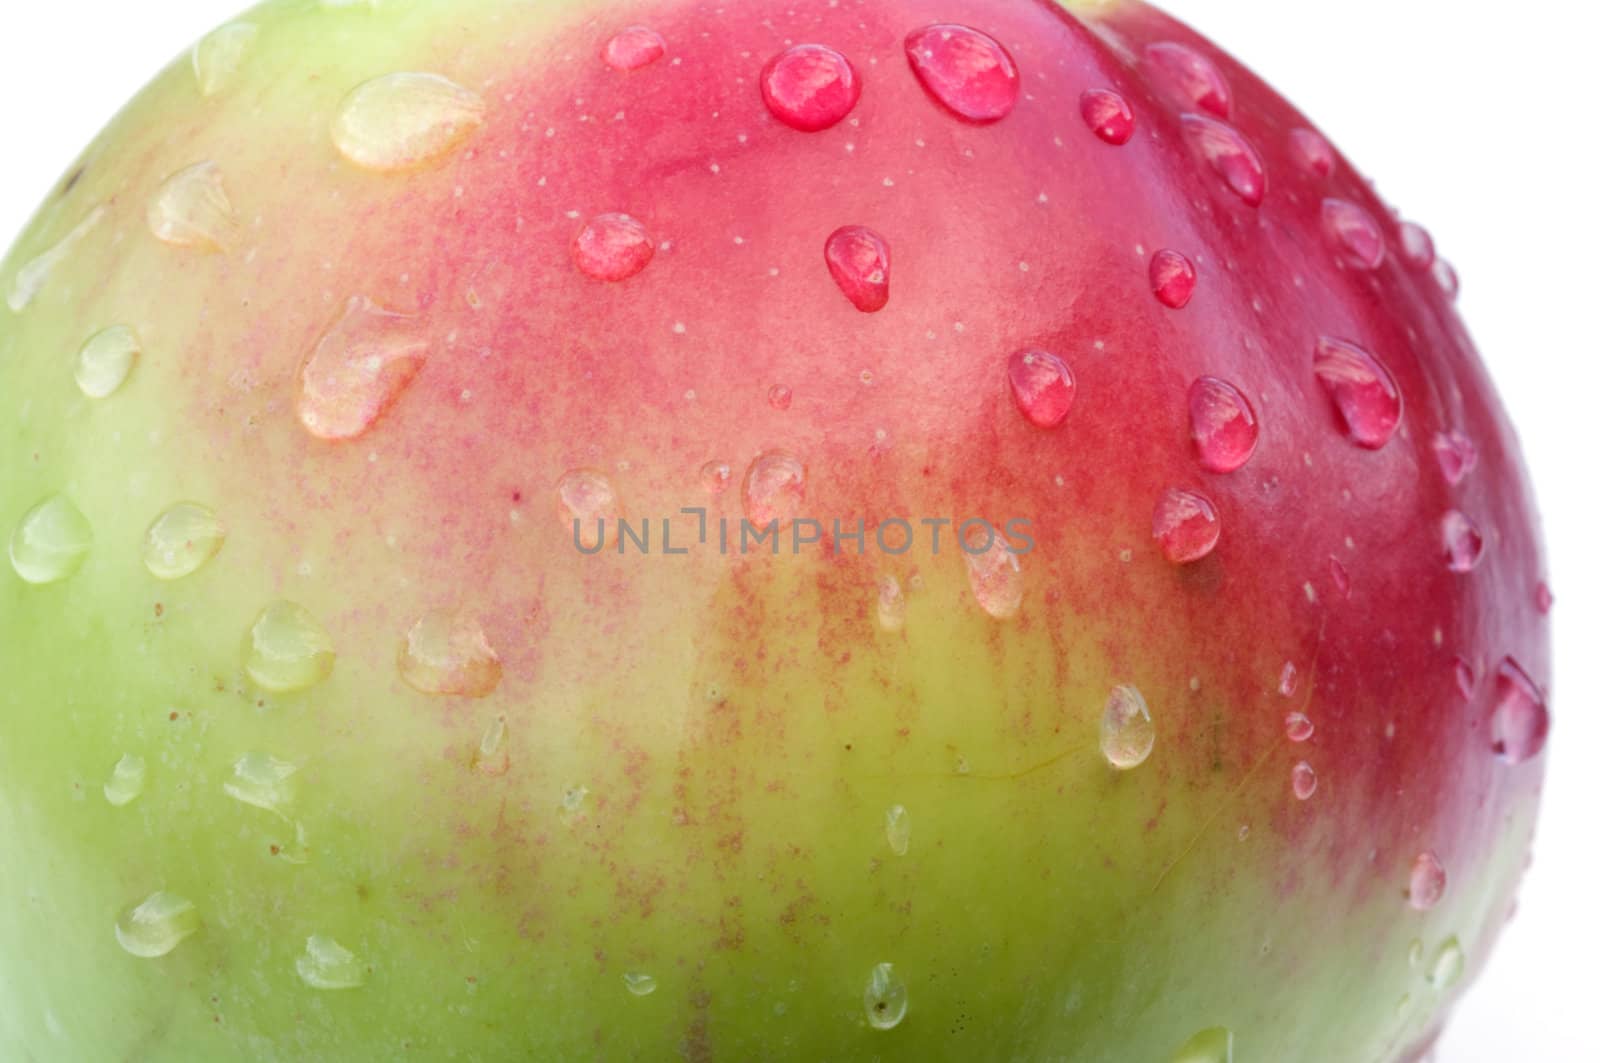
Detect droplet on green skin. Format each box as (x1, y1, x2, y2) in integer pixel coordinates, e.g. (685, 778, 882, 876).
(9, 494, 93, 585)
(147, 161, 237, 253)
(114, 892, 200, 958)
(398, 608, 502, 698)
(623, 972, 657, 997)
(330, 72, 486, 172)
(1427, 937, 1465, 990)
(5, 205, 105, 313)
(1171, 1026, 1234, 1063)
(884, 804, 911, 856)
(222, 752, 299, 816)
(191, 22, 259, 97)
(1100, 684, 1155, 770)
(243, 601, 336, 692)
(863, 962, 908, 1030)
(74, 325, 141, 399)
(295, 935, 366, 990)
(103, 754, 147, 807)
(143, 502, 227, 580)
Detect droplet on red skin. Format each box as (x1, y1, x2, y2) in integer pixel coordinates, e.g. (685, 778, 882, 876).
(1181, 114, 1266, 207)
(1491, 657, 1549, 765)
(760, 43, 861, 132)
(572, 212, 655, 282)
(1150, 249, 1197, 309)
(1006, 349, 1076, 429)
(1188, 376, 1259, 473)
(603, 26, 666, 71)
(1080, 89, 1134, 145)
(824, 225, 890, 312)
(1291, 760, 1318, 801)
(1454, 656, 1476, 699)
(768, 384, 793, 411)
(1397, 221, 1436, 270)
(1328, 557, 1351, 598)
(1288, 128, 1335, 178)
(1432, 429, 1479, 485)
(1152, 488, 1220, 564)
(1432, 257, 1460, 300)
(904, 24, 1019, 124)
(1143, 41, 1231, 118)
(1313, 336, 1403, 449)
(1535, 582, 1554, 614)
(1441, 510, 1486, 573)
(1322, 198, 1386, 270)
(1408, 851, 1448, 911)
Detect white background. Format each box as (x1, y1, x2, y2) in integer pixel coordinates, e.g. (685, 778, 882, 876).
(0, 2, 1594, 1060)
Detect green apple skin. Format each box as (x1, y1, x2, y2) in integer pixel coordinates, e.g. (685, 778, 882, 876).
(0, 0, 1548, 1060)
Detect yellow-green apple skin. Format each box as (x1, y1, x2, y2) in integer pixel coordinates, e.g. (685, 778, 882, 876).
(0, 0, 1549, 1060)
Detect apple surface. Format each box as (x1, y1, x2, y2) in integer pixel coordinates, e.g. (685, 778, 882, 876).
(0, 0, 1550, 1060)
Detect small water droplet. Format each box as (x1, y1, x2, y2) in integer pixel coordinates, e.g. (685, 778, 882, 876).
(1427, 937, 1464, 990)
(1291, 760, 1318, 800)
(1453, 656, 1476, 699)
(143, 502, 227, 580)
(963, 534, 1023, 620)
(1171, 1026, 1234, 1063)
(877, 574, 907, 631)
(1322, 198, 1386, 270)
(1535, 582, 1554, 615)
(332, 72, 485, 171)
(1080, 88, 1134, 145)
(767, 384, 793, 410)
(192, 21, 259, 97)
(742, 451, 806, 528)
(243, 601, 335, 693)
(296, 935, 366, 989)
(297, 296, 428, 440)
(1187, 376, 1258, 472)
(623, 971, 658, 996)
(398, 609, 502, 697)
(1150, 249, 1197, 309)
(103, 754, 147, 807)
(699, 460, 733, 494)
(1432, 257, 1460, 300)
(572, 212, 655, 282)
(1313, 336, 1402, 449)
(115, 892, 199, 958)
(147, 162, 236, 252)
(1285, 712, 1314, 743)
(1491, 657, 1548, 764)
(1328, 556, 1351, 597)
(1006, 349, 1076, 429)
(1397, 221, 1435, 270)
(222, 752, 298, 815)
(1408, 938, 1425, 968)
(604, 26, 666, 71)
(1100, 684, 1155, 769)
(760, 43, 860, 131)
(1279, 661, 1299, 697)
(7, 205, 106, 313)
(884, 804, 911, 856)
(1144, 41, 1230, 117)
(1288, 128, 1335, 177)
(1181, 114, 1265, 207)
(863, 962, 908, 1030)
(1152, 488, 1220, 564)
(904, 24, 1019, 124)
(1431, 429, 1478, 485)
(1409, 851, 1447, 911)
(472, 714, 510, 776)
(824, 225, 891, 312)
(561, 784, 591, 813)
(558, 469, 621, 550)
(1441, 510, 1486, 573)
(9, 494, 93, 585)
(74, 325, 141, 399)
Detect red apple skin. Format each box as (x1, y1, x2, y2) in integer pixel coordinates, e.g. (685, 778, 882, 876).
(0, 0, 1548, 1060)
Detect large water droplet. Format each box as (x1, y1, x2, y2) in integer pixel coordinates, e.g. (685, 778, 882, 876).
(760, 43, 861, 131)
(1007, 348, 1076, 429)
(558, 469, 621, 550)
(7, 205, 106, 313)
(964, 533, 1024, 620)
(1100, 684, 1155, 770)
(623, 971, 658, 997)
(1153, 488, 1220, 564)
(1491, 657, 1548, 764)
(143, 502, 227, 580)
(10, 494, 92, 585)
(1313, 336, 1402, 449)
(472, 714, 510, 777)
(192, 21, 259, 97)
(115, 892, 199, 958)
(244, 601, 336, 693)
(399, 609, 502, 697)
(1322, 198, 1386, 270)
(1441, 510, 1485, 573)
(1285, 712, 1314, 743)
(1144, 42, 1231, 118)
(74, 325, 141, 399)
(1150, 249, 1197, 309)
(863, 962, 908, 1030)
(1397, 221, 1436, 271)
(604, 26, 666, 71)
(297, 296, 428, 441)
(1291, 760, 1318, 801)
(1181, 115, 1265, 207)
(147, 162, 237, 252)
(1427, 937, 1464, 990)
(824, 225, 890, 313)
(877, 574, 907, 632)
(296, 935, 367, 989)
(1288, 128, 1334, 178)
(904, 24, 1019, 124)
(572, 213, 655, 282)
(884, 804, 911, 856)
(1409, 851, 1447, 911)
(332, 72, 485, 172)
(1172, 1026, 1234, 1063)
(742, 451, 806, 528)
(223, 752, 298, 815)
(1432, 429, 1478, 485)
(104, 754, 147, 807)
(1080, 88, 1134, 145)
(1188, 376, 1259, 473)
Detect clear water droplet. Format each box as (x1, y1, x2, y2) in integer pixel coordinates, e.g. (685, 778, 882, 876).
(1491, 657, 1548, 764)
(1397, 221, 1436, 270)
(572, 212, 655, 282)
(1171, 1026, 1234, 1063)
(904, 24, 1019, 124)
(1279, 661, 1299, 697)
(103, 754, 147, 807)
(1080, 88, 1134, 145)
(884, 804, 911, 856)
(963, 533, 1023, 620)
(192, 21, 259, 97)
(877, 574, 907, 632)
(1288, 128, 1335, 178)
(7, 205, 106, 313)
(1432, 257, 1460, 300)
(1100, 684, 1155, 770)
(760, 43, 861, 131)
(297, 296, 428, 440)
(9, 494, 92, 585)
(1441, 510, 1486, 573)
(863, 962, 908, 1030)
(115, 892, 200, 958)
(243, 601, 335, 693)
(143, 502, 227, 580)
(1409, 851, 1447, 911)
(472, 714, 510, 776)
(1150, 248, 1197, 309)
(399, 609, 502, 697)
(1427, 937, 1464, 990)
(1321, 198, 1386, 270)
(1313, 336, 1402, 449)
(824, 225, 891, 313)
(332, 72, 484, 172)
(623, 971, 658, 996)
(1291, 760, 1318, 800)
(296, 935, 366, 989)
(1006, 349, 1076, 429)
(1144, 41, 1231, 118)
(74, 325, 141, 399)
(1285, 712, 1314, 743)
(147, 162, 237, 252)
(1453, 656, 1477, 699)
(742, 451, 806, 528)
(699, 460, 733, 494)
(1188, 376, 1258, 472)
(1181, 114, 1265, 207)
(1431, 429, 1478, 485)
(223, 752, 298, 815)
(1152, 488, 1220, 564)
(604, 26, 666, 71)
(767, 384, 793, 411)
(558, 469, 621, 550)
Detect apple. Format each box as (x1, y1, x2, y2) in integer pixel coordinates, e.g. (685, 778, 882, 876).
(0, 0, 1550, 1059)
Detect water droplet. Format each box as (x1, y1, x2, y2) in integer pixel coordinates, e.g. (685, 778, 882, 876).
(243, 601, 336, 693)
(1285, 713, 1314, 743)
(1171, 1026, 1234, 1063)
(1279, 661, 1299, 697)
(1491, 657, 1548, 764)
(604, 26, 666, 71)
(147, 162, 237, 252)
(115, 892, 199, 958)
(877, 575, 907, 632)
(1150, 249, 1197, 309)
(863, 962, 908, 1030)
(1100, 684, 1155, 770)
(964, 535, 1023, 620)
(760, 43, 861, 131)
(192, 21, 258, 97)
(103, 754, 147, 807)
(699, 460, 733, 494)
(222, 752, 298, 815)
(1535, 581, 1554, 615)
(572, 212, 655, 282)
(742, 451, 806, 528)
(1144, 41, 1231, 117)
(472, 714, 510, 776)
(623, 971, 658, 996)
(824, 225, 891, 313)
(1427, 937, 1464, 990)
(1409, 851, 1447, 911)
(1408, 938, 1425, 968)
(1432, 429, 1478, 485)
(558, 469, 621, 550)
(1181, 114, 1265, 207)
(296, 935, 366, 989)
(1313, 336, 1403, 449)
(1152, 488, 1220, 564)
(398, 609, 502, 697)
(561, 784, 591, 813)
(1322, 198, 1386, 270)
(1397, 221, 1435, 270)
(1006, 349, 1076, 429)
(332, 72, 484, 172)
(1186, 376, 1258, 473)
(7, 205, 106, 313)
(1441, 510, 1486, 573)
(1080, 88, 1134, 145)
(9, 494, 92, 585)
(142, 502, 227, 581)
(296, 296, 428, 440)
(74, 325, 141, 399)
(1291, 760, 1318, 800)
(1454, 656, 1476, 699)
(903, 24, 1019, 124)
(879, 804, 913, 856)
(767, 384, 793, 411)
(1288, 128, 1335, 178)
(1432, 257, 1461, 300)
